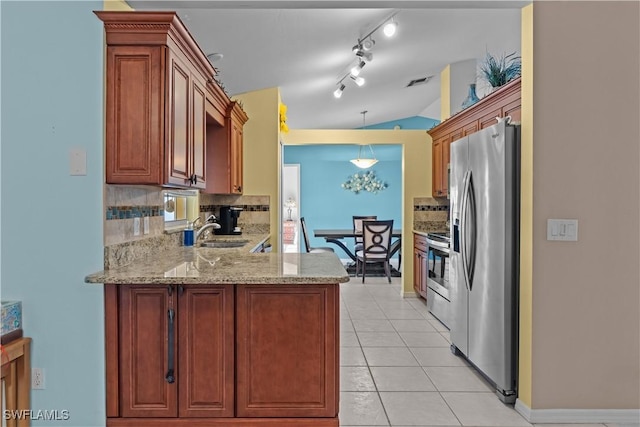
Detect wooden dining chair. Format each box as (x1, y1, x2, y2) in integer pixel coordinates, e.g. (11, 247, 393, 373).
(355, 219, 394, 283)
(352, 215, 377, 252)
(299, 217, 335, 253)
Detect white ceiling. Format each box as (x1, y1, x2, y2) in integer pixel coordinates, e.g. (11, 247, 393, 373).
(128, 1, 526, 129)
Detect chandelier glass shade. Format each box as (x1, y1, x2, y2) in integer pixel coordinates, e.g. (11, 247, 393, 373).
(350, 144, 378, 169)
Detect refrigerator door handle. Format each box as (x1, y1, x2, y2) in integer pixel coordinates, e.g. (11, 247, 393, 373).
(460, 170, 471, 291)
(467, 171, 477, 290)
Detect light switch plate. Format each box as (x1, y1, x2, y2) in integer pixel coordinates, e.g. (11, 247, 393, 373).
(69, 148, 87, 176)
(547, 219, 578, 241)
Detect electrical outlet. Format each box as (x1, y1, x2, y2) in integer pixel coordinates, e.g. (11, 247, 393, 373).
(143, 216, 150, 235)
(133, 217, 141, 236)
(32, 367, 45, 389)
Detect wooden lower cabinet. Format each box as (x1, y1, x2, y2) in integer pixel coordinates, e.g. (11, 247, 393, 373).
(413, 234, 428, 299)
(178, 286, 234, 417)
(236, 285, 338, 418)
(106, 283, 339, 427)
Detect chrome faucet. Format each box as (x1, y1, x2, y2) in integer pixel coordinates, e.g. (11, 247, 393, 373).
(195, 215, 221, 241)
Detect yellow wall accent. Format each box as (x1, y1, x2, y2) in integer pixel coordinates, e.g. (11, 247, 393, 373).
(440, 65, 451, 121)
(518, 2, 533, 408)
(234, 87, 281, 250)
(102, 0, 133, 11)
(283, 129, 430, 295)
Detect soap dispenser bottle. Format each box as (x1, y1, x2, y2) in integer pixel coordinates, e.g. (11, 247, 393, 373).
(183, 222, 194, 247)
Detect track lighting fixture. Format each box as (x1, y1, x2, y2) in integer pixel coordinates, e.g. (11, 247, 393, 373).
(332, 12, 398, 98)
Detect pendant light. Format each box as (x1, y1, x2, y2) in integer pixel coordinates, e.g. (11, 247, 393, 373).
(350, 111, 378, 169)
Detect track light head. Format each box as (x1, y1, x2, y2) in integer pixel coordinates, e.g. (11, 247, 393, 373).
(350, 61, 366, 77)
(362, 38, 375, 51)
(351, 75, 365, 87)
(333, 84, 346, 98)
(383, 19, 397, 37)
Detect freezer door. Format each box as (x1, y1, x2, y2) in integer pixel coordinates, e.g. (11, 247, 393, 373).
(466, 121, 518, 394)
(448, 136, 469, 356)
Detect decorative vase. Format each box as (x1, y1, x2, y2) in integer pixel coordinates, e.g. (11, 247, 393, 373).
(461, 83, 480, 109)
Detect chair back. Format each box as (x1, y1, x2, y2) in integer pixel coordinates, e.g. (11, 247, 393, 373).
(362, 220, 393, 260)
(353, 215, 377, 245)
(299, 217, 312, 252)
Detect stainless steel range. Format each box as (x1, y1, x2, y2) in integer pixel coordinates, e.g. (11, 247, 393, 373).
(425, 231, 451, 328)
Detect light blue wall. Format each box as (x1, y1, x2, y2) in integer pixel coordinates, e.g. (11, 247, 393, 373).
(284, 144, 402, 259)
(1, 2, 105, 426)
(363, 115, 440, 130)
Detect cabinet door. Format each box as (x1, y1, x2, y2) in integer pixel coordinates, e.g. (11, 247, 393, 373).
(413, 248, 422, 296)
(119, 286, 177, 417)
(230, 118, 243, 194)
(419, 249, 429, 298)
(105, 46, 164, 184)
(502, 98, 521, 123)
(236, 285, 338, 418)
(441, 138, 452, 198)
(168, 52, 192, 187)
(462, 121, 479, 136)
(479, 107, 503, 129)
(432, 138, 443, 197)
(191, 76, 207, 189)
(178, 286, 234, 417)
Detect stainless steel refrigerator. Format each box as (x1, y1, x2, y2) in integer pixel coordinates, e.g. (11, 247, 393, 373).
(449, 120, 520, 404)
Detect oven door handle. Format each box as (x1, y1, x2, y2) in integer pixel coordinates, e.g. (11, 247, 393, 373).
(425, 238, 450, 252)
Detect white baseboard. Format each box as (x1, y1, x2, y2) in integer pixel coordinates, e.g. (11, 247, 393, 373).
(515, 399, 640, 425)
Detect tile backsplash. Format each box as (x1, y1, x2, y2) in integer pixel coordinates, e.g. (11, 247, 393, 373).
(103, 185, 271, 267)
(199, 194, 270, 234)
(413, 197, 449, 232)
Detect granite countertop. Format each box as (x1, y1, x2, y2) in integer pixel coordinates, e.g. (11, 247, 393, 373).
(85, 234, 349, 285)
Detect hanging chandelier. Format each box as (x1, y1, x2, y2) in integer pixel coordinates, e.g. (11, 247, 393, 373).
(350, 110, 378, 169)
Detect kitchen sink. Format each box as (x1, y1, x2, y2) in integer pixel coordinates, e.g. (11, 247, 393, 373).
(200, 240, 249, 248)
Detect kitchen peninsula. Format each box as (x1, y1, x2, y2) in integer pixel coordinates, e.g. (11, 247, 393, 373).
(85, 246, 348, 427)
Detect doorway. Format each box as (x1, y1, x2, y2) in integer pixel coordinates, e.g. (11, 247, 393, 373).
(282, 164, 300, 253)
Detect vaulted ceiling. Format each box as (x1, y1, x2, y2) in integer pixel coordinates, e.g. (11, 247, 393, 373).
(128, 1, 526, 129)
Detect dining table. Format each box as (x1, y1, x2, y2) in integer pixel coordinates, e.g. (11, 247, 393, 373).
(313, 228, 402, 263)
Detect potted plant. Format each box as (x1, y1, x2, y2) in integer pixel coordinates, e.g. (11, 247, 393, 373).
(479, 51, 521, 88)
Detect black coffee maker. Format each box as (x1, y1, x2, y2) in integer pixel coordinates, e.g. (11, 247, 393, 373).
(215, 206, 243, 235)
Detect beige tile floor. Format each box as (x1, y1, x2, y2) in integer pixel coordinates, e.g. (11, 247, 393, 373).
(338, 275, 622, 427)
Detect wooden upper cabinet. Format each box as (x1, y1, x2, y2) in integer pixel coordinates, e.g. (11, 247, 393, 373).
(432, 138, 444, 197)
(428, 77, 521, 198)
(206, 101, 249, 194)
(105, 45, 164, 184)
(97, 11, 225, 189)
